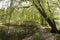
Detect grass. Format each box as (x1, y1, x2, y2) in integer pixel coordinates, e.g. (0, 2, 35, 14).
(32, 32, 41, 40)
(52, 33, 60, 37)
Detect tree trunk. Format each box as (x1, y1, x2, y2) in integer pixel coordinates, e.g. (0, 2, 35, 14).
(33, 1, 58, 33)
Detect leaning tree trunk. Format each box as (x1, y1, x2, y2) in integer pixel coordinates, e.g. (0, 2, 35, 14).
(33, 0, 58, 33)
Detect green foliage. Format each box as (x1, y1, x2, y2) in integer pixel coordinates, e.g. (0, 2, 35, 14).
(32, 32, 41, 40)
(0, 20, 39, 40)
(0, 0, 60, 40)
(20, 20, 39, 33)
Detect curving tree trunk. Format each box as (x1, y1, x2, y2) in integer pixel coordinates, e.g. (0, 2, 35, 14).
(33, 0, 59, 33)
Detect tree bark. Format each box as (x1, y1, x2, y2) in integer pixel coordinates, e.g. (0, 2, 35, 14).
(33, 0, 58, 33)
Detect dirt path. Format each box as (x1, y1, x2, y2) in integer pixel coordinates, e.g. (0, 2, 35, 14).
(39, 27, 57, 40)
(22, 26, 60, 40)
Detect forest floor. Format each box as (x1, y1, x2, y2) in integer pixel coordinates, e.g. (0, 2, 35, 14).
(0, 23, 60, 40)
(23, 26, 60, 40)
(39, 27, 60, 40)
